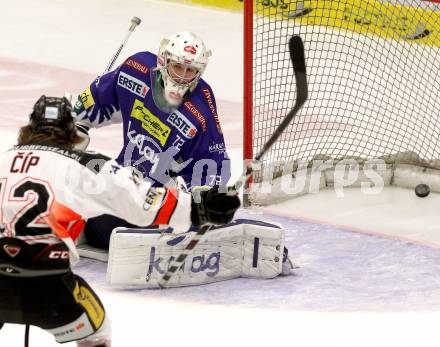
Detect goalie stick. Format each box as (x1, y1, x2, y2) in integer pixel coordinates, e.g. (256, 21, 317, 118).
(23, 324, 29, 347)
(74, 16, 141, 148)
(158, 35, 309, 288)
(103, 16, 141, 74)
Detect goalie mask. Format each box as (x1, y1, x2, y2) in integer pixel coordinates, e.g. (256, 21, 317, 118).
(30, 95, 75, 133)
(157, 32, 211, 107)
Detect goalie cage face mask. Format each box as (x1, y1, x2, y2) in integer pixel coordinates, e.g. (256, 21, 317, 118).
(156, 31, 211, 107)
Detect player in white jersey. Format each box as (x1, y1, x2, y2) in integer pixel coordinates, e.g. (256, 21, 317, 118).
(0, 96, 240, 346)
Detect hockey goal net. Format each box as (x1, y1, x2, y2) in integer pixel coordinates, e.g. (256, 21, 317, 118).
(244, 0, 440, 205)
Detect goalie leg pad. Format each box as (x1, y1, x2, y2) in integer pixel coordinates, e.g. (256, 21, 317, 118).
(107, 219, 285, 288)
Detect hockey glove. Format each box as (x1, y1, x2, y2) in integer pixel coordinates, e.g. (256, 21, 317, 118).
(191, 186, 241, 227)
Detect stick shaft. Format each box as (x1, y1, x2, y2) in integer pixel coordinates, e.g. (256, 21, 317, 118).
(158, 225, 211, 287)
(103, 16, 141, 74)
(24, 324, 30, 347)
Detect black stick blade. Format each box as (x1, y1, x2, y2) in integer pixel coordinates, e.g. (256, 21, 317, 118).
(289, 36, 306, 73)
(289, 35, 308, 103)
(254, 35, 309, 161)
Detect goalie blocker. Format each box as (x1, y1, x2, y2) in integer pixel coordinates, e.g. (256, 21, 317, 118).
(107, 219, 293, 288)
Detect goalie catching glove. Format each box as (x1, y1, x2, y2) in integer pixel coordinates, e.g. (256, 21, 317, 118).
(191, 186, 241, 227)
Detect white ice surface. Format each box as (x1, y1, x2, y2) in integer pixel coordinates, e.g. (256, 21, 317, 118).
(263, 186, 440, 248)
(1, 1, 440, 347)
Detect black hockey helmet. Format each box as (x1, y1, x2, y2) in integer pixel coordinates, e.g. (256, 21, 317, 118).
(29, 95, 75, 133)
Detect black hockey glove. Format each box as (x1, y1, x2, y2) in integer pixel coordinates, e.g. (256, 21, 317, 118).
(191, 186, 241, 227)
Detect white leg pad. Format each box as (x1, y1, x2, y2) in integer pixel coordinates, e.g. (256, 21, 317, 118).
(106, 220, 285, 288)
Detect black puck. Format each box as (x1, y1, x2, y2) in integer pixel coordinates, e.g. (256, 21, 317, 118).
(415, 184, 430, 198)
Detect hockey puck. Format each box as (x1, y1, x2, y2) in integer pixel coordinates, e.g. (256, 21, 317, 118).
(415, 184, 430, 198)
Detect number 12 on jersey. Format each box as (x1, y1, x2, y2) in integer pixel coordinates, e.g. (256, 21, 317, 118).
(0, 178, 54, 237)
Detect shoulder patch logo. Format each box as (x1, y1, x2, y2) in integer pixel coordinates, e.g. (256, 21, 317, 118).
(118, 71, 149, 98)
(167, 111, 198, 139)
(124, 58, 149, 74)
(130, 100, 171, 146)
(183, 101, 207, 132)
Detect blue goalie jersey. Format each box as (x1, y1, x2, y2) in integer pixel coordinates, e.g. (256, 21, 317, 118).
(74, 51, 231, 189)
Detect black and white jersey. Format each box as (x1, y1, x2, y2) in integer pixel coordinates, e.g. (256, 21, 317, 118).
(0, 144, 191, 265)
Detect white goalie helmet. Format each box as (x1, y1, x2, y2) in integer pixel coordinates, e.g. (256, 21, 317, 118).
(157, 32, 212, 106)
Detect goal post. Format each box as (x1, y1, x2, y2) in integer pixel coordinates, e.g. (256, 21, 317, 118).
(243, 0, 254, 207)
(243, 0, 440, 205)
(244, 0, 253, 164)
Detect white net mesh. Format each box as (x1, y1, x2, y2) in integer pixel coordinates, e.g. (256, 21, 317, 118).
(250, 0, 440, 204)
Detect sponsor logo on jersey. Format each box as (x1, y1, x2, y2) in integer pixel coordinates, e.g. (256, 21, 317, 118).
(118, 71, 149, 98)
(208, 142, 225, 154)
(130, 100, 171, 146)
(124, 58, 149, 74)
(3, 244, 20, 258)
(146, 247, 220, 281)
(78, 86, 95, 110)
(167, 110, 198, 139)
(143, 188, 162, 210)
(202, 88, 223, 134)
(183, 101, 207, 131)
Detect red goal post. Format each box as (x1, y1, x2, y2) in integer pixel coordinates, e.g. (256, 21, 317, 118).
(243, 0, 440, 206)
(244, 0, 254, 166)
